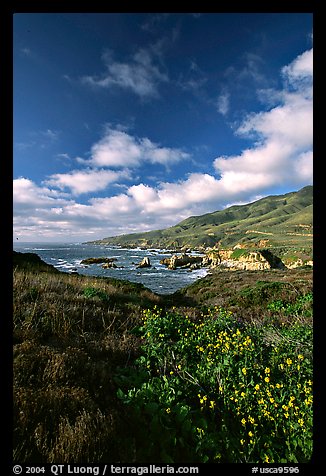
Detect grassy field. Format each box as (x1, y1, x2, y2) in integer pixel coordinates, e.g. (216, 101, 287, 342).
(13, 255, 313, 463)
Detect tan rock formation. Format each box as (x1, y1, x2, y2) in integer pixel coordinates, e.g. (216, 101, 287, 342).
(137, 257, 151, 268)
(160, 254, 203, 270)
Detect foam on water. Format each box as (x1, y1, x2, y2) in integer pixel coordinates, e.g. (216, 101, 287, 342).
(13, 242, 209, 294)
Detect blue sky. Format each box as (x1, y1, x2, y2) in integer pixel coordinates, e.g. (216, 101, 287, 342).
(13, 13, 313, 242)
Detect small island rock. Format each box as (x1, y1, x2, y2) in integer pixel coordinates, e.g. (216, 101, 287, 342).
(136, 257, 151, 268)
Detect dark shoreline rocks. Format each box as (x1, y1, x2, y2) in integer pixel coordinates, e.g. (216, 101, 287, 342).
(80, 257, 118, 265)
(13, 251, 60, 273)
(102, 262, 118, 269)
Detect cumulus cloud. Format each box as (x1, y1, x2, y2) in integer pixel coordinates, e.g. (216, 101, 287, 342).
(44, 169, 131, 195)
(214, 47, 313, 195)
(13, 177, 73, 240)
(14, 48, 313, 241)
(282, 48, 313, 87)
(89, 127, 190, 168)
(81, 47, 168, 98)
(14, 178, 70, 212)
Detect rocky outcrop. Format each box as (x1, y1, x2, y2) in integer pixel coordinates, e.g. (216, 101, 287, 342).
(202, 250, 271, 271)
(160, 254, 204, 270)
(81, 257, 118, 265)
(13, 251, 60, 274)
(102, 262, 118, 269)
(137, 257, 151, 268)
(160, 251, 269, 271)
(285, 259, 313, 269)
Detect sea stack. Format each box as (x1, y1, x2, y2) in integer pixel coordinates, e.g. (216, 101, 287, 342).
(136, 257, 151, 268)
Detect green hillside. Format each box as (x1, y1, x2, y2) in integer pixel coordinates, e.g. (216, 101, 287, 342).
(90, 186, 313, 250)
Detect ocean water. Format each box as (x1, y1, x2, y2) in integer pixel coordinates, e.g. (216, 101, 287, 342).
(13, 242, 208, 294)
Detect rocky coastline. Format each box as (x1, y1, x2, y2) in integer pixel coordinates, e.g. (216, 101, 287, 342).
(81, 244, 313, 273)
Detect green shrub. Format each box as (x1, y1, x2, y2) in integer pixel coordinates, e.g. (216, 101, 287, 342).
(117, 306, 313, 463)
(231, 249, 250, 259)
(267, 292, 313, 318)
(236, 281, 285, 306)
(83, 287, 109, 302)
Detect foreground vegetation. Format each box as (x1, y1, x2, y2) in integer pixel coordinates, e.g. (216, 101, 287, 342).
(118, 302, 312, 463)
(13, 255, 313, 463)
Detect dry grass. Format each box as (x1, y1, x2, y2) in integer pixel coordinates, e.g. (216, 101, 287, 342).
(13, 269, 161, 463)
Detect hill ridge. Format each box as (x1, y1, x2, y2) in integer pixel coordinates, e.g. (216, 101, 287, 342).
(89, 185, 313, 251)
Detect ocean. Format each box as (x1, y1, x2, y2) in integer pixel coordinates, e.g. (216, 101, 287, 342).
(13, 242, 209, 294)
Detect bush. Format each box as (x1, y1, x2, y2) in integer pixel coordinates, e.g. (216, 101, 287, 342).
(117, 306, 313, 463)
(83, 287, 110, 302)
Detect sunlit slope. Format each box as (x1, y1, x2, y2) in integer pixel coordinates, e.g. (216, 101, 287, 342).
(91, 186, 312, 249)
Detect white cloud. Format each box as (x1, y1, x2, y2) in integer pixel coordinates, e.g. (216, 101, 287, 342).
(282, 48, 313, 87)
(216, 90, 230, 115)
(237, 94, 312, 149)
(13, 48, 313, 242)
(56, 153, 71, 160)
(294, 150, 313, 182)
(89, 127, 190, 168)
(44, 169, 131, 195)
(81, 47, 168, 98)
(214, 48, 313, 196)
(13, 178, 72, 218)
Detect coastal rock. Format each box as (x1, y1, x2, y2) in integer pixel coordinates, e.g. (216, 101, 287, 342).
(160, 254, 204, 270)
(102, 262, 118, 269)
(137, 257, 151, 268)
(80, 257, 118, 265)
(285, 259, 313, 269)
(189, 262, 201, 270)
(13, 251, 60, 274)
(204, 249, 271, 270)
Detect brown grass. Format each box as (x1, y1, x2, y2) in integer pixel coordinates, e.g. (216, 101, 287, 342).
(13, 270, 161, 463)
